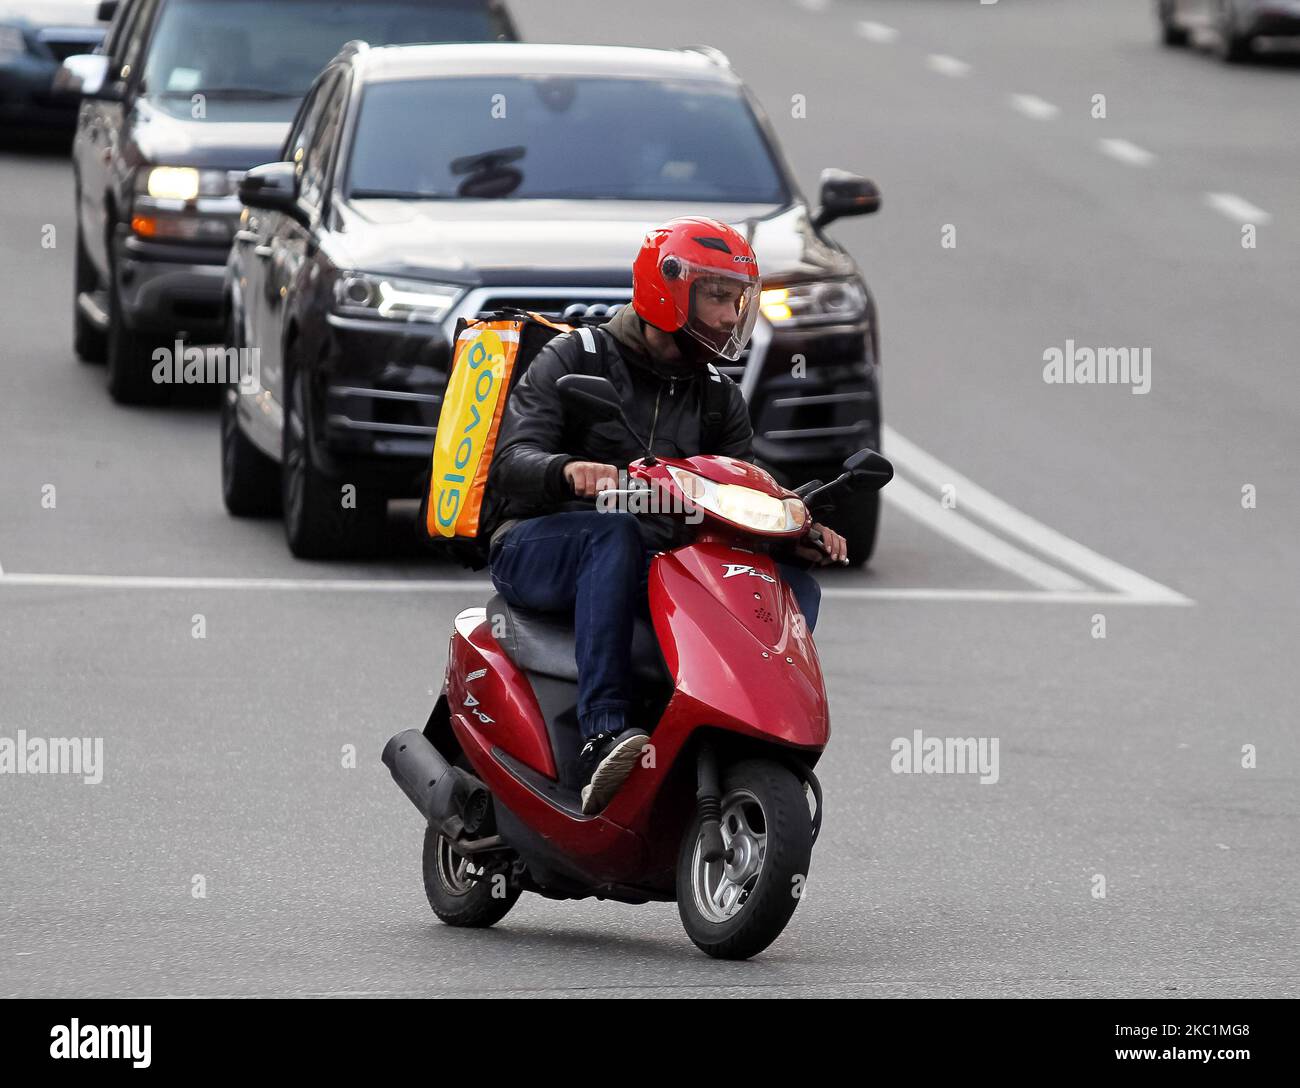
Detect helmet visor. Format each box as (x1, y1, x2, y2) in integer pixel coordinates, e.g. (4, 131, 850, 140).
(662, 256, 761, 363)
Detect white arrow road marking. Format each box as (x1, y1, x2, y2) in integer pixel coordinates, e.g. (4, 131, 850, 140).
(1098, 138, 1157, 167)
(1205, 192, 1271, 224)
(856, 21, 900, 43)
(883, 476, 1088, 592)
(883, 425, 1191, 604)
(1009, 94, 1059, 120)
(927, 54, 972, 77)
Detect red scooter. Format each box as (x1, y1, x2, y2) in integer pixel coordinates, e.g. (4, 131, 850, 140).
(383, 374, 893, 959)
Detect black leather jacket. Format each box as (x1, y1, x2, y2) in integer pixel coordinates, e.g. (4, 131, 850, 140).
(487, 321, 753, 553)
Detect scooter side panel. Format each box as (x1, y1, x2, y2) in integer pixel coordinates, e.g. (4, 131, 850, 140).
(647, 542, 830, 749)
(448, 714, 649, 883)
(446, 609, 556, 779)
(447, 612, 649, 884)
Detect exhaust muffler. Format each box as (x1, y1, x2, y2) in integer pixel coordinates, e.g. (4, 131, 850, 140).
(381, 729, 494, 838)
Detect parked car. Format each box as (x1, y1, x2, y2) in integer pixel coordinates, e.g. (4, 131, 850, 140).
(1157, 0, 1300, 60)
(223, 42, 886, 564)
(62, 0, 518, 403)
(0, 0, 107, 134)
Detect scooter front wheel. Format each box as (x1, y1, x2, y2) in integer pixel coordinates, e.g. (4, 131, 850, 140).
(676, 758, 814, 960)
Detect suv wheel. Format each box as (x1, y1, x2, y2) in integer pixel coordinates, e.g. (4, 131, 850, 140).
(1215, 3, 1252, 61)
(73, 220, 106, 363)
(281, 363, 385, 558)
(1158, 2, 1190, 46)
(106, 251, 165, 404)
(221, 383, 281, 517)
(823, 491, 880, 569)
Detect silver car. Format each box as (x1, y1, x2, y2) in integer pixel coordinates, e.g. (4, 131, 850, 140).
(1158, 0, 1300, 61)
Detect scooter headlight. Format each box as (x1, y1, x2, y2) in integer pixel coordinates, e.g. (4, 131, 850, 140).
(667, 466, 806, 534)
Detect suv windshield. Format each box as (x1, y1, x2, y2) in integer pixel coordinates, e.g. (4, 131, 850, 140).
(141, 0, 507, 99)
(346, 76, 789, 203)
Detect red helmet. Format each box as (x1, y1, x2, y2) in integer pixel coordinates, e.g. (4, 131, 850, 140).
(631, 216, 761, 363)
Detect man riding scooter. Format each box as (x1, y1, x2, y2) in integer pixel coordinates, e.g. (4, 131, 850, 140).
(486, 216, 849, 815)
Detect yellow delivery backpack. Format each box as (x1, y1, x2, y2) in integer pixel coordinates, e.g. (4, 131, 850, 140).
(419, 308, 607, 568)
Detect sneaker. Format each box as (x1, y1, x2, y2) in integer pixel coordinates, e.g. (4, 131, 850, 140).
(577, 728, 650, 815)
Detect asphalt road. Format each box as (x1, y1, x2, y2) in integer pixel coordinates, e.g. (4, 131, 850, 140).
(1, 0, 1296, 997)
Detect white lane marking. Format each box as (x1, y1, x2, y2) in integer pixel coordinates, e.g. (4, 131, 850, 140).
(927, 54, 971, 77)
(0, 428, 1190, 606)
(1008, 94, 1060, 120)
(1205, 192, 1271, 224)
(882, 476, 1088, 592)
(822, 588, 1190, 605)
(855, 21, 900, 43)
(0, 574, 495, 592)
(0, 571, 1180, 605)
(1098, 138, 1156, 167)
(884, 425, 1192, 604)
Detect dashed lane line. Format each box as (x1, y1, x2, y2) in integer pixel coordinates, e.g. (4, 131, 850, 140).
(926, 54, 972, 78)
(1205, 192, 1271, 224)
(1008, 94, 1060, 120)
(855, 21, 900, 43)
(1098, 138, 1157, 167)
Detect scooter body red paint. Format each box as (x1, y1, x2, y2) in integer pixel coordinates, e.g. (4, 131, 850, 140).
(440, 454, 828, 892)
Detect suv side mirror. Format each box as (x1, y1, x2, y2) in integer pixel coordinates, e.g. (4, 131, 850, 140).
(811, 169, 881, 229)
(53, 54, 114, 100)
(239, 162, 302, 219)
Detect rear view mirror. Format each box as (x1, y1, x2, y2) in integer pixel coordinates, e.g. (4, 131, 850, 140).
(555, 373, 623, 424)
(843, 448, 893, 492)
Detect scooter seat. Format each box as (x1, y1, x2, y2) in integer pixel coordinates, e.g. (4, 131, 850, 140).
(486, 594, 671, 687)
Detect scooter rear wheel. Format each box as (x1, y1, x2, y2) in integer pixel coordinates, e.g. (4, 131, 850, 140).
(421, 753, 520, 929)
(676, 758, 813, 960)
(421, 826, 520, 928)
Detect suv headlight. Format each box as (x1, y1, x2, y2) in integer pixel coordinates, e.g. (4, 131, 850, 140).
(760, 278, 868, 326)
(333, 272, 462, 323)
(128, 166, 242, 242)
(666, 465, 807, 535)
(135, 167, 239, 201)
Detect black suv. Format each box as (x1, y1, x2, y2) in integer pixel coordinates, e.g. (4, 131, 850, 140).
(63, 0, 517, 403)
(224, 42, 885, 563)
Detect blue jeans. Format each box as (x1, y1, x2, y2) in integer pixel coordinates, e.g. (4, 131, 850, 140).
(489, 511, 821, 739)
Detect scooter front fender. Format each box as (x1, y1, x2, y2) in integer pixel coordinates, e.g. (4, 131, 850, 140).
(648, 541, 829, 749)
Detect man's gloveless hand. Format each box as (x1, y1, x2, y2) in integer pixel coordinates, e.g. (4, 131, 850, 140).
(564, 461, 620, 498)
(795, 522, 849, 566)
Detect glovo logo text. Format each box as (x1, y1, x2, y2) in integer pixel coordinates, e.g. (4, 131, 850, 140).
(432, 327, 507, 536)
